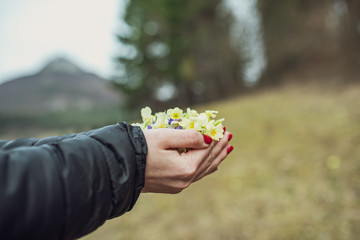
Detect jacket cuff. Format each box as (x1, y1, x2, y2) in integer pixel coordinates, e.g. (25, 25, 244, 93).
(119, 122, 147, 211)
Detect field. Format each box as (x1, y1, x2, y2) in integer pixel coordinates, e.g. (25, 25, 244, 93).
(79, 83, 360, 240)
(0, 107, 130, 139)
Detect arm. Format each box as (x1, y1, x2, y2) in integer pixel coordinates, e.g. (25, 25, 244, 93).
(0, 122, 147, 240)
(0, 123, 233, 240)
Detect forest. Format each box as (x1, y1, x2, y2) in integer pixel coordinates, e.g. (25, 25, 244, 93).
(114, 0, 359, 110)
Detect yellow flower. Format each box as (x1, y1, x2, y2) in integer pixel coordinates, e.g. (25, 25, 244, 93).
(196, 113, 210, 126)
(141, 106, 154, 124)
(133, 106, 225, 141)
(205, 110, 218, 120)
(204, 121, 224, 141)
(153, 112, 168, 128)
(166, 107, 183, 120)
(179, 117, 199, 130)
(187, 108, 199, 118)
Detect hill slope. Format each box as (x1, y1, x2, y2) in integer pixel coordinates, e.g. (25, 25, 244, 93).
(0, 58, 121, 113)
(82, 83, 360, 240)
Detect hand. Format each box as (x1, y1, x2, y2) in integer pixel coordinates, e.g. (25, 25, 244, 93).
(141, 128, 233, 194)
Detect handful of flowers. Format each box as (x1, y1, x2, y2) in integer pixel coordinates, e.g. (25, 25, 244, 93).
(133, 106, 225, 141)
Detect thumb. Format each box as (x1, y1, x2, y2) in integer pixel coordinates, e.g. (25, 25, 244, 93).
(159, 129, 212, 150)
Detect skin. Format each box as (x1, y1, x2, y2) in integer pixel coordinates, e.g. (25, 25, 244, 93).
(141, 128, 233, 194)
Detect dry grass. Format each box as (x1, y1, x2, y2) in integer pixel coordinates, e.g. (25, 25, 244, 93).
(82, 83, 360, 240)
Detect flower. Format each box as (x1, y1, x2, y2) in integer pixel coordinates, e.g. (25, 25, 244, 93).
(179, 117, 197, 130)
(153, 112, 168, 128)
(141, 106, 155, 125)
(205, 110, 218, 120)
(169, 119, 180, 128)
(133, 106, 225, 141)
(166, 107, 183, 120)
(204, 121, 224, 141)
(196, 113, 210, 127)
(186, 108, 199, 118)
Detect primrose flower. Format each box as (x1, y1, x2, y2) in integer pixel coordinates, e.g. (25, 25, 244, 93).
(196, 113, 210, 126)
(186, 108, 199, 118)
(133, 106, 225, 141)
(167, 107, 183, 120)
(169, 119, 180, 128)
(204, 121, 224, 141)
(179, 117, 198, 130)
(205, 110, 218, 120)
(141, 106, 155, 125)
(153, 112, 168, 128)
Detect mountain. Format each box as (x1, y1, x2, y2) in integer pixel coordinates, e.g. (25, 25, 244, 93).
(0, 58, 122, 113)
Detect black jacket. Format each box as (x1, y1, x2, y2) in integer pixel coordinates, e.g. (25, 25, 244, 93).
(0, 122, 147, 240)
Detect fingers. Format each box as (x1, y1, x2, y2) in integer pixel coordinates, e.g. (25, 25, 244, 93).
(153, 128, 212, 150)
(192, 131, 230, 179)
(160, 130, 232, 192)
(180, 143, 214, 170)
(193, 131, 233, 182)
(141, 127, 233, 194)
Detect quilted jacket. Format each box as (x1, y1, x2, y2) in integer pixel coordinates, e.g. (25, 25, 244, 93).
(0, 122, 147, 240)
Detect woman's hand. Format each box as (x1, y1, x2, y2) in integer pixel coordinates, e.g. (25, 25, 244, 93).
(141, 128, 233, 194)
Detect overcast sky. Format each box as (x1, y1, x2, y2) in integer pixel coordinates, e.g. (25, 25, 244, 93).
(0, 0, 129, 84)
(0, 0, 265, 85)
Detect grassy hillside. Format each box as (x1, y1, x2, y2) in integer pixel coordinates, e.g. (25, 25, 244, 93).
(0, 106, 133, 139)
(82, 84, 358, 239)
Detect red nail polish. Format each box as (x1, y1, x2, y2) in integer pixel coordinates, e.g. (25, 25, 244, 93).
(228, 133, 233, 141)
(203, 134, 213, 144)
(223, 126, 226, 132)
(227, 145, 234, 154)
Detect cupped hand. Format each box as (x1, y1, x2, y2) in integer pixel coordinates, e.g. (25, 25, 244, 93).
(141, 128, 233, 194)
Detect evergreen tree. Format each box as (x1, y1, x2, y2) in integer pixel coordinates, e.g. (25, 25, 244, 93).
(114, 0, 243, 111)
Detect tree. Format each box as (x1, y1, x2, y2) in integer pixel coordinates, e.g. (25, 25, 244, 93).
(340, 0, 360, 78)
(257, 0, 337, 85)
(257, 0, 360, 85)
(114, 0, 243, 111)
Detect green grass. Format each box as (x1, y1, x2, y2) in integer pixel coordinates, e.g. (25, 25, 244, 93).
(0, 106, 131, 139)
(16, 83, 355, 240)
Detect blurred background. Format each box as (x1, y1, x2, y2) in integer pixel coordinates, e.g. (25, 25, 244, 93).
(1, 0, 360, 239)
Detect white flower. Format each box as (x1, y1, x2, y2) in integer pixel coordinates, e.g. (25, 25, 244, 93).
(141, 107, 155, 125)
(166, 107, 183, 120)
(153, 112, 168, 128)
(205, 110, 218, 119)
(186, 108, 199, 118)
(170, 120, 180, 128)
(179, 117, 199, 130)
(204, 121, 224, 141)
(195, 113, 210, 128)
(133, 106, 225, 140)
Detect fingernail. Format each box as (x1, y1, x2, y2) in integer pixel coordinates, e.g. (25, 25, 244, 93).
(228, 133, 233, 141)
(203, 134, 213, 144)
(227, 145, 234, 154)
(223, 126, 226, 132)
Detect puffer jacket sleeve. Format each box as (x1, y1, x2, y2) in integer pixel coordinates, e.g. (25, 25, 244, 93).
(0, 122, 147, 240)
